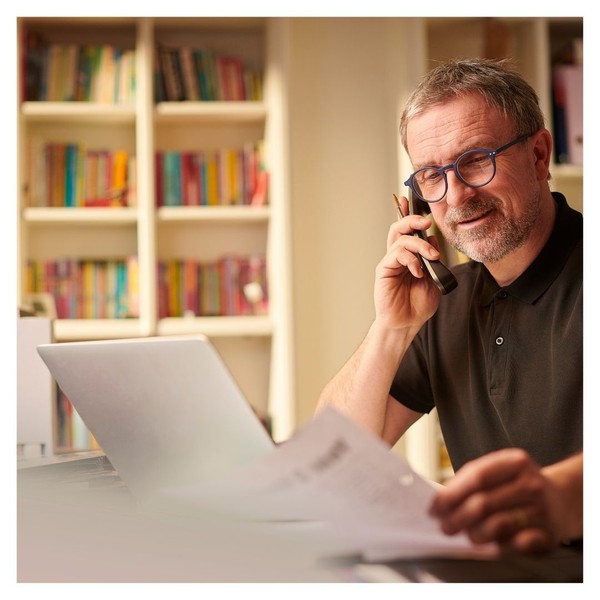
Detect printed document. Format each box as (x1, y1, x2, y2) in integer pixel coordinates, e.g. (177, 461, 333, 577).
(159, 407, 497, 561)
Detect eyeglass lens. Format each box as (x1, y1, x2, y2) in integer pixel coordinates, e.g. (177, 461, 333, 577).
(413, 150, 495, 202)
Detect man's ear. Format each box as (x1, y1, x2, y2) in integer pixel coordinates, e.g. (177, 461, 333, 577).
(532, 128, 553, 181)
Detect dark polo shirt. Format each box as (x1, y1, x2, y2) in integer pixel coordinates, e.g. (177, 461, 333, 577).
(390, 192, 583, 472)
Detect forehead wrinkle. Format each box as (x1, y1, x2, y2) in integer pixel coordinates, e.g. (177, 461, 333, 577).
(410, 121, 492, 169)
(407, 98, 510, 168)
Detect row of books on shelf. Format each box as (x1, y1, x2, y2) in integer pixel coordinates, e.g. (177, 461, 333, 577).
(56, 387, 99, 451)
(156, 143, 267, 207)
(155, 45, 262, 102)
(25, 254, 268, 319)
(23, 31, 136, 104)
(25, 139, 136, 208)
(158, 255, 268, 318)
(26, 257, 139, 320)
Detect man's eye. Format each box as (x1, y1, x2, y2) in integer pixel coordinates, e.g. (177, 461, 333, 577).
(461, 153, 489, 168)
(417, 169, 441, 184)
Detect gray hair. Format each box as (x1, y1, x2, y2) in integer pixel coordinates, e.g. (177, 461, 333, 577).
(399, 58, 546, 151)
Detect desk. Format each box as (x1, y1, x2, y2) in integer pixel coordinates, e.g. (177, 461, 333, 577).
(17, 454, 584, 584)
(17, 453, 340, 583)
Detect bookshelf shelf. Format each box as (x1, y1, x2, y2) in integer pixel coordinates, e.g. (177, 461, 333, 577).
(17, 16, 295, 448)
(54, 319, 145, 341)
(154, 101, 267, 124)
(157, 315, 272, 337)
(157, 206, 269, 223)
(23, 207, 139, 225)
(22, 102, 136, 123)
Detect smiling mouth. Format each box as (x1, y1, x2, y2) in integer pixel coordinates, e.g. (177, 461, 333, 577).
(457, 209, 494, 226)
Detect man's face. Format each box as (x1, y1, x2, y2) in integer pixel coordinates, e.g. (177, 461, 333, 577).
(406, 93, 541, 263)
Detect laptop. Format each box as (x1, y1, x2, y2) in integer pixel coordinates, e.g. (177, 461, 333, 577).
(36, 335, 275, 501)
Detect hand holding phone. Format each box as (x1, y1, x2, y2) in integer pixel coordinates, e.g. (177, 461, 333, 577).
(392, 193, 458, 295)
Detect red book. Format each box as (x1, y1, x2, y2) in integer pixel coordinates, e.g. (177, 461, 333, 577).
(188, 153, 200, 206)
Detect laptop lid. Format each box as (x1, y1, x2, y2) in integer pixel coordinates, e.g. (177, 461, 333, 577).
(37, 335, 275, 500)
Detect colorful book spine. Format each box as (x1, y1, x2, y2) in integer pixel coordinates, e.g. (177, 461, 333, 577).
(23, 35, 135, 104)
(26, 257, 139, 319)
(154, 143, 267, 206)
(25, 139, 135, 208)
(155, 44, 262, 102)
(156, 254, 269, 318)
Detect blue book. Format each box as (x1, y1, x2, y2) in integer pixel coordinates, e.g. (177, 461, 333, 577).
(64, 143, 78, 207)
(163, 151, 182, 206)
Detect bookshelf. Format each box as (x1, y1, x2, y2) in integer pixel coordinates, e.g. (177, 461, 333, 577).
(398, 16, 583, 481)
(17, 17, 295, 447)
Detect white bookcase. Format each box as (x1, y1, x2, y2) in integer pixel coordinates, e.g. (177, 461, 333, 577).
(17, 17, 295, 444)
(398, 16, 583, 481)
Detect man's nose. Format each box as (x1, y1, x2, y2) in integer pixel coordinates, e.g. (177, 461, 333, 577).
(444, 169, 475, 207)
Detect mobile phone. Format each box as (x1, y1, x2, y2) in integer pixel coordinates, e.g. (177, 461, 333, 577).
(407, 192, 458, 295)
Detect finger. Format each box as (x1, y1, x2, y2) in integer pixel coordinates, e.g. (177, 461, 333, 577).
(503, 527, 556, 554)
(380, 236, 441, 280)
(389, 234, 440, 261)
(434, 471, 549, 543)
(465, 506, 534, 545)
(378, 246, 426, 280)
(387, 215, 434, 247)
(430, 448, 534, 516)
(432, 456, 546, 541)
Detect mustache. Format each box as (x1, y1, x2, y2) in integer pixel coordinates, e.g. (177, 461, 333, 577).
(444, 197, 500, 227)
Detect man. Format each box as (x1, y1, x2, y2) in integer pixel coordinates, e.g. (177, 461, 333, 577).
(317, 58, 583, 554)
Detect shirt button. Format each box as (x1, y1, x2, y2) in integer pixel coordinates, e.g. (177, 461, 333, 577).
(495, 336, 504, 346)
(498, 291, 508, 299)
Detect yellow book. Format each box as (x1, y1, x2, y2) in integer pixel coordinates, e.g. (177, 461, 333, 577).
(127, 255, 139, 318)
(167, 260, 180, 316)
(112, 149, 128, 206)
(82, 261, 95, 319)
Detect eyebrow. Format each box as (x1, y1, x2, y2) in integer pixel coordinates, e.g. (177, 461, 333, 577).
(413, 139, 495, 170)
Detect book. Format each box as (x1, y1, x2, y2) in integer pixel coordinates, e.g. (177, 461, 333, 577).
(179, 47, 200, 101)
(163, 151, 182, 206)
(23, 29, 46, 101)
(182, 258, 199, 316)
(155, 152, 164, 207)
(552, 64, 583, 166)
(26, 136, 46, 207)
(182, 151, 201, 205)
(97, 45, 118, 103)
(206, 150, 219, 205)
(127, 255, 140, 318)
(192, 49, 212, 100)
(112, 149, 128, 204)
(127, 154, 137, 206)
(63, 143, 76, 207)
(158, 45, 186, 101)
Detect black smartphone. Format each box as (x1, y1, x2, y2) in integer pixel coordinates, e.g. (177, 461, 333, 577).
(407, 192, 458, 295)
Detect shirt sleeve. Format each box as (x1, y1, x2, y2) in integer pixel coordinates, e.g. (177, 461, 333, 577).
(389, 325, 436, 415)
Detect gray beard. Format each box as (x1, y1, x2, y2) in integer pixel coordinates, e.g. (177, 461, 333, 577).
(441, 192, 541, 263)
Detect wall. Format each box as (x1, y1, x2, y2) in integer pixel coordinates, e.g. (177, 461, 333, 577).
(287, 18, 419, 426)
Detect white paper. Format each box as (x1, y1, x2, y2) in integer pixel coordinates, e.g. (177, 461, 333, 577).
(158, 407, 497, 561)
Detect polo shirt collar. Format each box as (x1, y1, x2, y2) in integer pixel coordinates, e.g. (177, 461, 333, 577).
(478, 192, 582, 306)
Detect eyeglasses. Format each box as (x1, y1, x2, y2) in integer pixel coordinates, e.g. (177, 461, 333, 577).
(404, 132, 534, 203)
